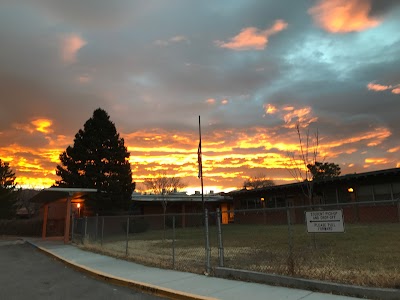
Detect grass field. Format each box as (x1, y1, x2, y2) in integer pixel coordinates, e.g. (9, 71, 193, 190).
(80, 222, 400, 288)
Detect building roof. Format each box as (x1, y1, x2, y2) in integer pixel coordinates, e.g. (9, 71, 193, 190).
(132, 192, 232, 203)
(229, 167, 400, 196)
(30, 187, 98, 205)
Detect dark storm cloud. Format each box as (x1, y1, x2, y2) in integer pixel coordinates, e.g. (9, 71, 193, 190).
(370, 0, 400, 16)
(31, 0, 149, 29)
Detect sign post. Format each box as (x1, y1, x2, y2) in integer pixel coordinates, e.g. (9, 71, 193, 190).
(305, 210, 345, 233)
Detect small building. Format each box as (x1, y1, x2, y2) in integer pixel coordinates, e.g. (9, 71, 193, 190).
(30, 187, 97, 243)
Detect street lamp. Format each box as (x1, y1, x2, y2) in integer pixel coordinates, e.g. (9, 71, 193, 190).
(77, 203, 81, 217)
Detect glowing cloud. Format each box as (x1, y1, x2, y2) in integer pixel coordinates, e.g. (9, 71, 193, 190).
(367, 82, 400, 94)
(61, 33, 87, 63)
(206, 98, 216, 104)
(263, 104, 317, 127)
(388, 146, 400, 153)
(216, 19, 288, 51)
(309, 0, 381, 33)
(31, 119, 53, 133)
(367, 82, 392, 91)
(265, 104, 277, 114)
(365, 157, 389, 165)
(392, 88, 400, 94)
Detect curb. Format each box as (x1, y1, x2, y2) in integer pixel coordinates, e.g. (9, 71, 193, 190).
(26, 241, 218, 300)
(215, 267, 400, 300)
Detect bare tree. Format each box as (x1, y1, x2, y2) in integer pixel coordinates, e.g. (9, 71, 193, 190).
(243, 173, 275, 189)
(142, 172, 187, 232)
(14, 186, 40, 218)
(142, 172, 186, 195)
(286, 123, 319, 205)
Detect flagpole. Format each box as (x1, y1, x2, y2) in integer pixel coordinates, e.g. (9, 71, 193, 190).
(198, 115, 204, 210)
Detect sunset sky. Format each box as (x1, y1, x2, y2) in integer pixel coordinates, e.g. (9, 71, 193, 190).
(1, 0, 400, 194)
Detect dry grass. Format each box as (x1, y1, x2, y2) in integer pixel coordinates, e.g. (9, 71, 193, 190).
(79, 222, 400, 288)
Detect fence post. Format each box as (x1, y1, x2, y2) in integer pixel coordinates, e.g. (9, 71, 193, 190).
(204, 209, 211, 275)
(398, 199, 400, 223)
(172, 215, 176, 269)
(71, 214, 74, 242)
(286, 206, 294, 275)
(101, 216, 104, 247)
(95, 213, 98, 241)
(84, 216, 88, 244)
(125, 217, 130, 256)
(216, 208, 224, 267)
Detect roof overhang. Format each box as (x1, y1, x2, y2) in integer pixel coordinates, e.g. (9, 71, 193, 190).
(30, 187, 98, 205)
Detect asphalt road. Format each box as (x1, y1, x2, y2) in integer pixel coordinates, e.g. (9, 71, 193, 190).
(0, 239, 166, 300)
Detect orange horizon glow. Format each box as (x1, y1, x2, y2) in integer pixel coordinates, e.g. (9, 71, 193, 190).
(3, 122, 397, 193)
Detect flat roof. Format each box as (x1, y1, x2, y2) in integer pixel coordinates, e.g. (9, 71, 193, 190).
(30, 187, 98, 204)
(132, 193, 232, 203)
(229, 167, 400, 196)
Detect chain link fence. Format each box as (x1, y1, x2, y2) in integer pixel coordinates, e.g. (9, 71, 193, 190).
(219, 199, 400, 288)
(72, 211, 216, 274)
(72, 199, 400, 288)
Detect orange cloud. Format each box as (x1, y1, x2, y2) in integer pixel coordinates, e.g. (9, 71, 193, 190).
(309, 0, 381, 33)
(265, 104, 277, 114)
(388, 146, 400, 153)
(61, 33, 87, 63)
(206, 98, 216, 104)
(392, 88, 400, 94)
(31, 119, 53, 134)
(216, 19, 288, 51)
(365, 157, 389, 165)
(263, 104, 317, 128)
(367, 82, 392, 91)
(367, 82, 400, 94)
(221, 99, 229, 105)
(320, 127, 391, 159)
(13, 119, 53, 134)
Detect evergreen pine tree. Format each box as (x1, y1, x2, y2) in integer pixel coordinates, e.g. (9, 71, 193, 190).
(56, 108, 135, 213)
(0, 159, 17, 219)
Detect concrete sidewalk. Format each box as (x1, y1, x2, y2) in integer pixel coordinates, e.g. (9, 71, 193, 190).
(25, 238, 362, 300)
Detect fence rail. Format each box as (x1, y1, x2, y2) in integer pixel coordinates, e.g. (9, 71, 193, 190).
(72, 199, 400, 288)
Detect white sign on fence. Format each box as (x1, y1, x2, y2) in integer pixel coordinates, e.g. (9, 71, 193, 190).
(305, 210, 345, 233)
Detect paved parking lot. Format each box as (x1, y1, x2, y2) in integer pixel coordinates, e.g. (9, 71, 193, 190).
(0, 239, 166, 300)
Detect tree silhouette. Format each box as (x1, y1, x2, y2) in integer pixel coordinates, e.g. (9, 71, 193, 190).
(307, 161, 341, 181)
(0, 159, 17, 219)
(55, 108, 135, 213)
(243, 173, 275, 189)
